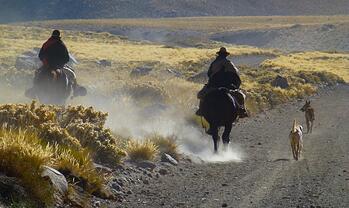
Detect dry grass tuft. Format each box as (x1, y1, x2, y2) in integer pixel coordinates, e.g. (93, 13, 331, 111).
(126, 139, 159, 161)
(0, 129, 54, 206)
(148, 134, 179, 160)
(261, 51, 349, 82)
(54, 147, 104, 194)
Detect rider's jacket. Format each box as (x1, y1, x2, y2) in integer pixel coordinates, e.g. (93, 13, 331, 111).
(207, 55, 241, 89)
(39, 36, 69, 69)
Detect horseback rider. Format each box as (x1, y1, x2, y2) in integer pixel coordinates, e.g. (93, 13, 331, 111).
(196, 47, 248, 118)
(39, 30, 69, 71)
(26, 30, 85, 100)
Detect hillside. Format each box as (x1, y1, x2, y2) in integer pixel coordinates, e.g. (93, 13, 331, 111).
(1, 0, 349, 23)
(23, 16, 349, 51)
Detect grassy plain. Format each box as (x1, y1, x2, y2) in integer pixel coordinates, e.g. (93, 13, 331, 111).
(25, 16, 349, 32)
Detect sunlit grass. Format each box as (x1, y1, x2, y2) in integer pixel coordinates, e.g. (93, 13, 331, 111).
(0, 129, 55, 206)
(126, 139, 159, 161)
(24, 16, 349, 32)
(148, 133, 179, 160)
(261, 51, 349, 82)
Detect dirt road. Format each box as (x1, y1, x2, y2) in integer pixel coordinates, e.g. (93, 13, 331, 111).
(117, 85, 349, 208)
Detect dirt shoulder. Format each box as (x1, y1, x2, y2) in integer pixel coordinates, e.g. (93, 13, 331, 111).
(108, 84, 349, 208)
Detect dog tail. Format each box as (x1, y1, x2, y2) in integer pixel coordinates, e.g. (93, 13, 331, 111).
(292, 119, 297, 133)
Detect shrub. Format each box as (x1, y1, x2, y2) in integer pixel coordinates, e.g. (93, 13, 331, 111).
(0, 101, 126, 166)
(0, 129, 54, 206)
(126, 139, 159, 161)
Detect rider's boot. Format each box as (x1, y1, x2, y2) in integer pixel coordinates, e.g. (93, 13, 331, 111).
(195, 100, 204, 116)
(238, 107, 249, 118)
(232, 90, 249, 118)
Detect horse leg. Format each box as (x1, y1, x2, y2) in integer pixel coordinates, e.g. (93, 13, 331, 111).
(310, 120, 313, 133)
(222, 122, 232, 150)
(211, 125, 219, 153)
(306, 118, 310, 134)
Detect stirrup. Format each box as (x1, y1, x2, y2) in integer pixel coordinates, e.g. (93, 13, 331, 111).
(239, 109, 249, 118)
(195, 109, 203, 116)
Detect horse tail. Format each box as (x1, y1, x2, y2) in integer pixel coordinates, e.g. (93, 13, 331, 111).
(292, 119, 297, 133)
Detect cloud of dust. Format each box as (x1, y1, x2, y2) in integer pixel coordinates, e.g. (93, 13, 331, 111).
(0, 67, 244, 163)
(79, 91, 244, 163)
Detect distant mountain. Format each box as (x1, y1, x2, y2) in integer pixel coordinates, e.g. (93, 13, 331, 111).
(1, 0, 349, 23)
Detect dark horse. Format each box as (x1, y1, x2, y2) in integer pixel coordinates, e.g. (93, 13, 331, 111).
(25, 66, 86, 105)
(201, 88, 239, 152)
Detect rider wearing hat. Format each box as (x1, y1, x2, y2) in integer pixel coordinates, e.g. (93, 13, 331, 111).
(34, 29, 70, 85)
(39, 30, 70, 70)
(196, 47, 248, 118)
(26, 30, 86, 100)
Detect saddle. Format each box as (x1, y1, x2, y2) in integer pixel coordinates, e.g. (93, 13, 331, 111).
(198, 85, 245, 107)
(50, 69, 62, 81)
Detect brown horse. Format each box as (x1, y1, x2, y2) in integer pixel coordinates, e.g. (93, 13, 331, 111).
(200, 88, 239, 152)
(300, 100, 315, 133)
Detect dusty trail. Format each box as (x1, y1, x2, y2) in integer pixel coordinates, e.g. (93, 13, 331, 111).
(116, 85, 349, 208)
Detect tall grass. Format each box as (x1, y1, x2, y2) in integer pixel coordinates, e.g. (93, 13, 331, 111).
(126, 139, 159, 161)
(0, 129, 54, 206)
(148, 134, 179, 160)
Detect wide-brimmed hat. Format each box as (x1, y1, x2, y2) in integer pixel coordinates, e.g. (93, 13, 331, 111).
(216, 47, 230, 55)
(51, 30, 61, 37)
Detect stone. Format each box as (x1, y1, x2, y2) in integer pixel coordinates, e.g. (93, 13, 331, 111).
(94, 201, 101, 207)
(97, 59, 112, 67)
(271, 75, 289, 89)
(93, 163, 113, 173)
(142, 179, 149, 185)
(188, 71, 208, 83)
(0, 174, 28, 201)
(161, 153, 178, 166)
(159, 168, 168, 175)
(15, 48, 78, 70)
(320, 24, 335, 32)
(158, 68, 182, 78)
(111, 182, 122, 191)
(130, 66, 152, 77)
(41, 166, 68, 195)
(134, 161, 157, 171)
(15, 48, 42, 70)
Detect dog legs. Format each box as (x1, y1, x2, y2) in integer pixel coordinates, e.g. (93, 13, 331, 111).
(291, 141, 297, 160)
